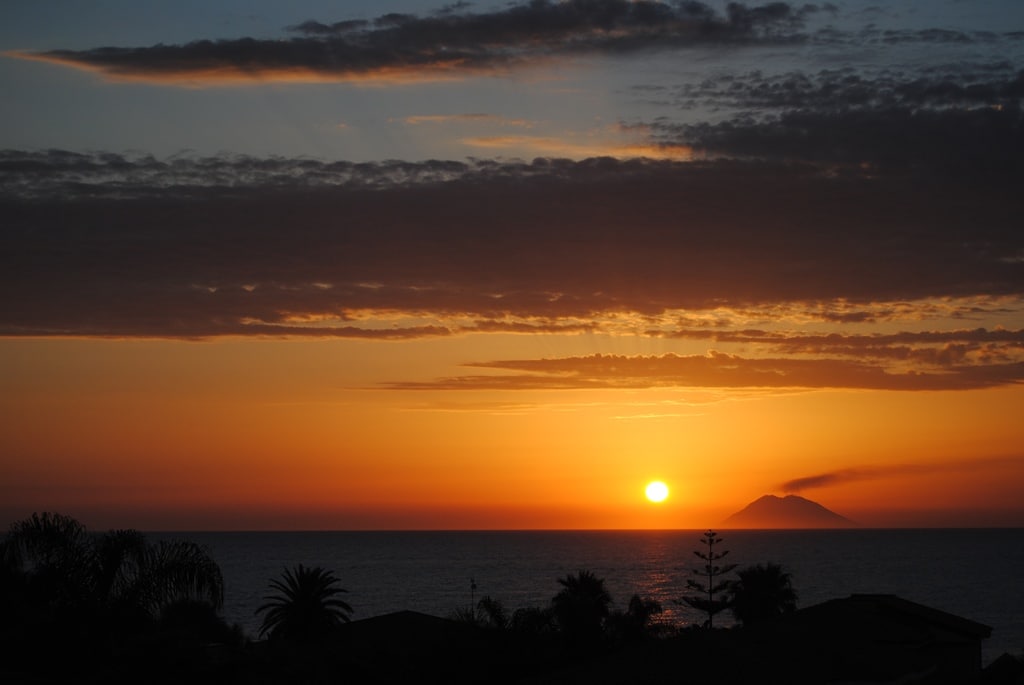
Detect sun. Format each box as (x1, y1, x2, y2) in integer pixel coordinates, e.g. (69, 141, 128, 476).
(645, 480, 669, 503)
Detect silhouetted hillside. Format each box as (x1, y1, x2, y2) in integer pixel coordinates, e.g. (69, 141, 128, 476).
(722, 494, 856, 528)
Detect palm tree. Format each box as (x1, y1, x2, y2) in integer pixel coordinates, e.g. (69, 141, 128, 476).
(256, 564, 353, 642)
(2, 512, 227, 678)
(139, 539, 225, 617)
(449, 595, 509, 628)
(5, 512, 92, 566)
(510, 605, 556, 634)
(0, 537, 23, 605)
(93, 529, 148, 607)
(3, 513, 224, 627)
(5, 512, 102, 625)
(477, 595, 510, 630)
(729, 563, 797, 626)
(551, 570, 612, 650)
(625, 594, 663, 634)
(607, 594, 664, 643)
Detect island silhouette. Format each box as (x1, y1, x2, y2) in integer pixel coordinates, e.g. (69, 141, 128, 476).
(722, 494, 856, 528)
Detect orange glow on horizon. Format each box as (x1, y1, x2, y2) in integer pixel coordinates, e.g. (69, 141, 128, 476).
(2, 337, 1023, 531)
(459, 134, 693, 160)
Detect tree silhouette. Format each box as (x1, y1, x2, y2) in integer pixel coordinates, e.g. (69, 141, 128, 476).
(477, 595, 510, 630)
(2, 512, 227, 678)
(551, 570, 612, 650)
(608, 594, 664, 643)
(677, 530, 736, 628)
(92, 531, 224, 631)
(5, 512, 95, 617)
(510, 605, 556, 634)
(0, 537, 26, 618)
(94, 529, 148, 610)
(450, 594, 513, 629)
(256, 564, 353, 643)
(729, 563, 797, 626)
(140, 539, 225, 617)
(158, 598, 243, 649)
(4, 512, 223, 630)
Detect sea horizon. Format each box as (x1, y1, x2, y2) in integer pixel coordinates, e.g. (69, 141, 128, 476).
(142, 525, 1024, 533)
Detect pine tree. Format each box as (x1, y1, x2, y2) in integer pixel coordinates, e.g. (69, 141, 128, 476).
(677, 530, 736, 628)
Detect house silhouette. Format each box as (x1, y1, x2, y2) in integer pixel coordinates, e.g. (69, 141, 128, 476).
(789, 594, 993, 685)
(319, 596, 994, 684)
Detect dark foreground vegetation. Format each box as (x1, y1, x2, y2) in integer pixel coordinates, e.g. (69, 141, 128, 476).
(1, 513, 1020, 684)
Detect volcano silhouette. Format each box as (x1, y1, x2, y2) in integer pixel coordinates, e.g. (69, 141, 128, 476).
(722, 494, 856, 528)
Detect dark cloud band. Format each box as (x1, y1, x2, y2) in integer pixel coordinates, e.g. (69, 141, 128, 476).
(13, 1, 820, 82)
(2, 152, 1022, 343)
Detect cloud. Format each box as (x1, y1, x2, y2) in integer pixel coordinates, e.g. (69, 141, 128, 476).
(647, 65, 1024, 179)
(658, 63, 1024, 111)
(382, 351, 1024, 392)
(459, 320, 599, 335)
(8, 1, 818, 85)
(674, 105, 1024, 178)
(779, 456, 1022, 493)
(655, 328, 1024, 365)
(2, 151, 1022, 341)
(0, 149, 481, 199)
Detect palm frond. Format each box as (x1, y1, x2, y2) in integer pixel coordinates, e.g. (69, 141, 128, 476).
(138, 540, 224, 616)
(256, 564, 352, 642)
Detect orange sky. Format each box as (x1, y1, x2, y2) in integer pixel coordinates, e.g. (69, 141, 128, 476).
(3, 333, 1022, 530)
(2, 1, 1023, 530)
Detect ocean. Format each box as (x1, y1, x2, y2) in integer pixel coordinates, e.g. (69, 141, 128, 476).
(161, 529, 1024, 664)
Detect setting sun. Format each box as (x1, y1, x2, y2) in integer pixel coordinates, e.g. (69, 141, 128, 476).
(645, 481, 669, 503)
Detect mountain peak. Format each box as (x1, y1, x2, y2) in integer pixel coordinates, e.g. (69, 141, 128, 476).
(722, 494, 856, 529)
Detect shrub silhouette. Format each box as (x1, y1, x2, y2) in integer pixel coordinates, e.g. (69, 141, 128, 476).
(511, 605, 556, 634)
(729, 563, 797, 626)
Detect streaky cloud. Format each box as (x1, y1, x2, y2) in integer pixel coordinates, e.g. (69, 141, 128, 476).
(9, 1, 818, 84)
(383, 352, 1024, 391)
(655, 327, 1024, 364)
(780, 456, 1023, 493)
